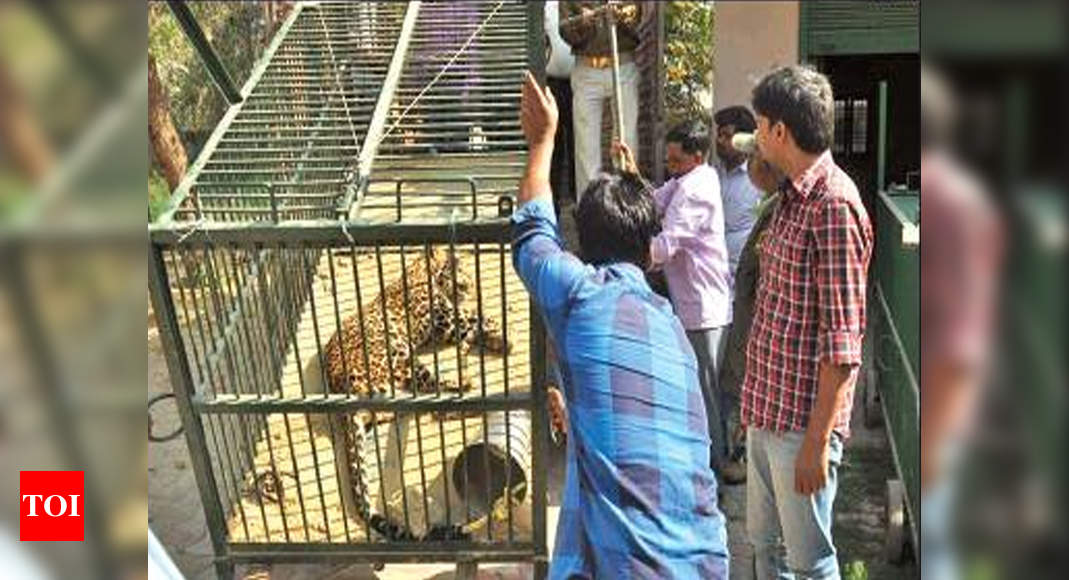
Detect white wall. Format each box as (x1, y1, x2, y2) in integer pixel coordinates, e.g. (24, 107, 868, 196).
(712, 1, 800, 122)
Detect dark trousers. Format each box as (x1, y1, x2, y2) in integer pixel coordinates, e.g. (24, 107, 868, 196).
(547, 76, 575, 217)
(687, 327, 731, 475)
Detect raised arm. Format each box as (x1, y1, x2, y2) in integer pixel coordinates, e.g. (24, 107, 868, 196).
(558, 2, 595, 49)
(514, 72, 590, 323)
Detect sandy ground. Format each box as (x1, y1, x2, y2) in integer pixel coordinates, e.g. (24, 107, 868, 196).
(149, 207, 917, 579)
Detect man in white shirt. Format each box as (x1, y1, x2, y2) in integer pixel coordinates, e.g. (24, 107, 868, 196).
(559, 1, 651, 198)
(714, 106, 764, 287)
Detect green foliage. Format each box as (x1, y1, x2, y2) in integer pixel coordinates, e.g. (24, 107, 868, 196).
(843, 560, 869, 580)
(665, 1, 714, 128)
(148, 171, 172, 222)
(965, 557, 1001, 580)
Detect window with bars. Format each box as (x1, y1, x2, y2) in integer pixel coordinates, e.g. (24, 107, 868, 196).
(833, 98, 870, 155)
(852, 98, 868, 154)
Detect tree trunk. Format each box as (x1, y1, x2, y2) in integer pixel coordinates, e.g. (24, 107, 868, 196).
(0, 60, 55, 182)
(148, 53, 188, 192)
(263, 2, 275, 47)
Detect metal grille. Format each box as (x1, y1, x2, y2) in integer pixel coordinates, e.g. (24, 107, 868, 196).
(359, 0, 529, 222)
(152, 234, 536, 540)
(169, 2, 406, 223)
(149, 2, 549, 578)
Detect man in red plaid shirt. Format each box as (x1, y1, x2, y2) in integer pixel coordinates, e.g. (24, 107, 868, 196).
(741, 66, 873, 579)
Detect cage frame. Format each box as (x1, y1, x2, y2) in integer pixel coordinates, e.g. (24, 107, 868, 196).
(149, 2, 551, 578)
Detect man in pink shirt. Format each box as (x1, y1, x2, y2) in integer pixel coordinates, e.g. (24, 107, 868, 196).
(615, 122, 733, 477)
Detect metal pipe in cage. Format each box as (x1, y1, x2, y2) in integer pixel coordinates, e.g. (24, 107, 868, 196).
(452, 410, 532, 517)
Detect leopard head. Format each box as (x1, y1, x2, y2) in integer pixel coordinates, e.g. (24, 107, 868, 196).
(428, 247, 472, 301)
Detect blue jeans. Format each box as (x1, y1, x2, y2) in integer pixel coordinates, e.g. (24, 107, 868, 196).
(747, 428, 843, 579)
(921, 445, 960, 580)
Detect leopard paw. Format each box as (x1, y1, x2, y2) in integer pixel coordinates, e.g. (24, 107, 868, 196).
(480, 332, 510, 354)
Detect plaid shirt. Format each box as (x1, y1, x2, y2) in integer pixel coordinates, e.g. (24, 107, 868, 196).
(741, 151, 873, 438)
(513, 197, 729, 579)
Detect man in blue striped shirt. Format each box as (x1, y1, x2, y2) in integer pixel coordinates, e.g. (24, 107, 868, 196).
(514, 72, 729, 579)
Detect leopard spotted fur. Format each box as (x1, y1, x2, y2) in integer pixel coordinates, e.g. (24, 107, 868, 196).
(323, 247, 509, 398)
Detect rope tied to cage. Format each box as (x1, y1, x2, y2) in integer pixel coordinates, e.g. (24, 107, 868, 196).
(340, 219, 356, 246)
(174, 218, 206, 245)
(172, 190, 214, 246)
(147, 392, 184, 443)
(368, 0, 508, 154)
(316, 6, 363, 155)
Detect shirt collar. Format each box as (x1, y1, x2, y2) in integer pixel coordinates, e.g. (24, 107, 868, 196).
(677, 162, 707, 182)
(789, 150, 833, 199)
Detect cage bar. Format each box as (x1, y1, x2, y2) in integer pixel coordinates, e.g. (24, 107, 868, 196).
(150, 2, 548, 578)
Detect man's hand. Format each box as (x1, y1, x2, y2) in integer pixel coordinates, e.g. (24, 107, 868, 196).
(521, 71, 558, 149)
(795, 361, 852, 494)
(611, 140, 639, 175)
(794, 434, 830, 495)
(611, 3, 639, 25)
(547, 387, 568, 443)
(519, 71, 558, 204)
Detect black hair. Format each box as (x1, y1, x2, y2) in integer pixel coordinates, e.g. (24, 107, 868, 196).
(574, 172, 660, 268)
(714, 106, 757, 133)
(751, 65, 835, 154)
(665, 120, 710, 157)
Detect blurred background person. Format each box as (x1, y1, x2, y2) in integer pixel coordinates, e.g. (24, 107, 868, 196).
(920, 62, 1005, 580)
(715, 134, 785, 487)
(713, 106, 763, 288)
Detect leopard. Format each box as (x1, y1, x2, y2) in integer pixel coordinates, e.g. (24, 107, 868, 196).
(322, 246, 510, 541)
(323, 246, 510, 398)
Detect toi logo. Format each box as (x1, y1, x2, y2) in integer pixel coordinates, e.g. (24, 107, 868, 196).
(20, 471, 84, 541)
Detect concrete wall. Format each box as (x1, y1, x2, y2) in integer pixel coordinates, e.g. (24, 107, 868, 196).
(712, 1, 800, 120)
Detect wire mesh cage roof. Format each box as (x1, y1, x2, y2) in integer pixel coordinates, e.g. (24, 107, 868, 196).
(154, 0, 531, 229)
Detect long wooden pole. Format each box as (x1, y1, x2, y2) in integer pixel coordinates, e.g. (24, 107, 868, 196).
(607, 2, 626, 169)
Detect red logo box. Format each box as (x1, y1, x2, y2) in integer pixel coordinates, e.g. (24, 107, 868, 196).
(19, 471, 84, 541)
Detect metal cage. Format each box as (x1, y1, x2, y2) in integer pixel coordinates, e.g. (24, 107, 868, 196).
(149, 2, 550, 577)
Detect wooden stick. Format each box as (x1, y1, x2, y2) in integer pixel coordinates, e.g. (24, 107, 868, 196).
(607, 2, 627, 170)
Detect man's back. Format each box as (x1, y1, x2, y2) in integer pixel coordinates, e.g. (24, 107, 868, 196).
(649, 163, 732, 331)
(513, 197, 729, 579)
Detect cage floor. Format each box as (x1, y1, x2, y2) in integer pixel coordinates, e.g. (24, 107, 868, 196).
(221, 246, 534, 543)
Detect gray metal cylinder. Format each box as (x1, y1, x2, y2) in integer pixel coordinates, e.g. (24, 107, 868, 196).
(451, 411, 533, 517)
